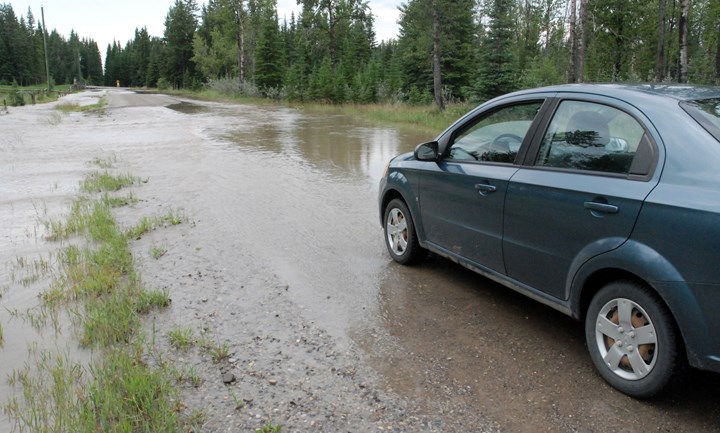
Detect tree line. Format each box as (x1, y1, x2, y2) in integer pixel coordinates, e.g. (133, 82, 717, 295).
(2, 0, 719, 105)
(0, 4, 103, 87)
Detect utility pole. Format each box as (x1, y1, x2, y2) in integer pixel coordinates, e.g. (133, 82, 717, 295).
(41, 6, 51, 92)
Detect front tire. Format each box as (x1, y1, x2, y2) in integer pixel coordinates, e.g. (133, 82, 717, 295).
(383, 199, 424, 265)
(585, 281, 684, 398)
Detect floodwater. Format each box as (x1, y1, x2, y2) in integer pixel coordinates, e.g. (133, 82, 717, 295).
(1, 90, 719, 432)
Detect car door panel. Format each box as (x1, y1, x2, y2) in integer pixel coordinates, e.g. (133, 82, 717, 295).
(503, 170, 656, 299)
(419, 163, 518, 273)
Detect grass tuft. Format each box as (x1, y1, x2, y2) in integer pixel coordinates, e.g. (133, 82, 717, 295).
(81, 171, 137, 193)
(202, 338, 231, 364)
(101, 192, 137, 208)
(173, 365, 202, 388)
(127, 210, 186, 240)
(150, 243, 168, 259)
(256, 423, 283, 433)
(168, 328, 195, 351)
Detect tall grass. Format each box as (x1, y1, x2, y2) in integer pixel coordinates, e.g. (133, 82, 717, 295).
(3, 170, 182, 432)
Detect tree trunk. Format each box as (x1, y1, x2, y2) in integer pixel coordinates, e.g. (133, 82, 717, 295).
(679, 0, 689, 83)
(234, 0, 245, 82)
(432, 1, 444, 110)
(716, 8, 720, 82)
(567, 0, 577, 83)
(655, 0, 667, 81)
(519, 0, 531, 71)
(542, 0, 552, 50)
(613, 16, 624, 81)
(576, 0, 586, 82)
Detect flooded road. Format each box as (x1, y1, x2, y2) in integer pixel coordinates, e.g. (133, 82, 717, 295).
(1, 90, 719, 432)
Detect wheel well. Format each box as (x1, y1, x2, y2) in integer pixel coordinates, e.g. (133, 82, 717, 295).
(578, 269, 656, 322)
(381, 190, 405, 217)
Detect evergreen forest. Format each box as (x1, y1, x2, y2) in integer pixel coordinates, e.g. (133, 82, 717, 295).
(2, 0, 720, 105)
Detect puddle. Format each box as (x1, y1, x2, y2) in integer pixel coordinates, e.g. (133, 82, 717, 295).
(166, 102, 210, 114)
(213, 106, 431, 183)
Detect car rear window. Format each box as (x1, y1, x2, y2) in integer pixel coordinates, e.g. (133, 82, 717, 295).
(681, 98, 720, 143)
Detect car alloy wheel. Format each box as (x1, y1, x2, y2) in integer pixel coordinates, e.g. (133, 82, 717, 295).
(585, 281, 682, 398)
(383, 199, 423, 265)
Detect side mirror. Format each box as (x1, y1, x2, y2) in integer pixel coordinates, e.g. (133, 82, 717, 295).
(414, 141, 440, 161)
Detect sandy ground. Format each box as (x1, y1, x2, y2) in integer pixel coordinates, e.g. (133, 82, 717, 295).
(1, 89, 719, 433)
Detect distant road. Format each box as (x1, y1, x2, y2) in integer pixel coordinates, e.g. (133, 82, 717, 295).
(83, 86, 180, 108)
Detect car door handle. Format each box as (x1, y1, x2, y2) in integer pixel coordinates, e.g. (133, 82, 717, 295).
(475, 183, 497, 194)
(584, 201, 619, 214)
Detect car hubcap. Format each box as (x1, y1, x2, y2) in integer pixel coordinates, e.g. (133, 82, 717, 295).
(595, 298, 658, 380)
(386, 208, 408, 256)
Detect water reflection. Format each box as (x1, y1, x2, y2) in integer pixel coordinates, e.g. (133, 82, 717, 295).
(214, 106, 432, 183)
(167, 102, 211, 114)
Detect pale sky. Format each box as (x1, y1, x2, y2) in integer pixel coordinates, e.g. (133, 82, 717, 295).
(8, 0, 401, 62)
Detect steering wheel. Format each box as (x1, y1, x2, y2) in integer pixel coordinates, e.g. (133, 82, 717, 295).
(492, 133, 523, 146)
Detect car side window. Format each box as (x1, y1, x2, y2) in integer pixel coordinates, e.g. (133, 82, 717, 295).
(447, 102, 543, 164)
(535, 101, 646, 174)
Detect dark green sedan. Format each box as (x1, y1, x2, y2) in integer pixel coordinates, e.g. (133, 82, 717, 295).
(379, 84, 720, 398)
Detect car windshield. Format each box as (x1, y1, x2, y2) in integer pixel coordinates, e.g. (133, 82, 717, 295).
(681, 98, 720, 143)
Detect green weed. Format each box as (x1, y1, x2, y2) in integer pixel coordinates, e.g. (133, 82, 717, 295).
(136, 289, 171, 314)
(101, 192, 137, 208)
(174, 365, 202, 388)
(168, 327, 194, 350)
(256, 423, 283, 433)
(90, 155, 118, 169)
(43, 198, 89, 241)
(11, 254, 52, 287)
(127, 216, 155, 240)
(127, 210, 186, 240)
(150, 243, 168, 259)
(203, 339, 231, 364)
(183, 408, 205, 432)
(4, 347, 180, 432)
(81, 171, 137, 193)
(230, 390, 245, 411)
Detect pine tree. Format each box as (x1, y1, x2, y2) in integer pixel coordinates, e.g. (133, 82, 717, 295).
(398, 0, 475, 104)
(255, 0, 285, 92)
(163, 0, 199, 88)
(475, 0, 516, 99)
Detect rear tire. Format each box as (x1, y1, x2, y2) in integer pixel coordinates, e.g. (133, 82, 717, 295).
(383, 199, 424, 265)
(585, 281, 684, 398)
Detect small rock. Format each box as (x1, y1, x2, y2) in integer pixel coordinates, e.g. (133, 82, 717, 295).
(268, 379, 278, 385)
(222, 372, 236, 384)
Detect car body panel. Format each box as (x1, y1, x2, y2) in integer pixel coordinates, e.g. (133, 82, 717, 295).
(503, 169, 656, 300)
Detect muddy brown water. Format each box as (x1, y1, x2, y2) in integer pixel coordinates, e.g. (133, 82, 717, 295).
(1, 90, 719, 432)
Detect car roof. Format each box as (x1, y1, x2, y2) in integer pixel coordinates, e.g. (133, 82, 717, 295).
(506, 83, 720, 103)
